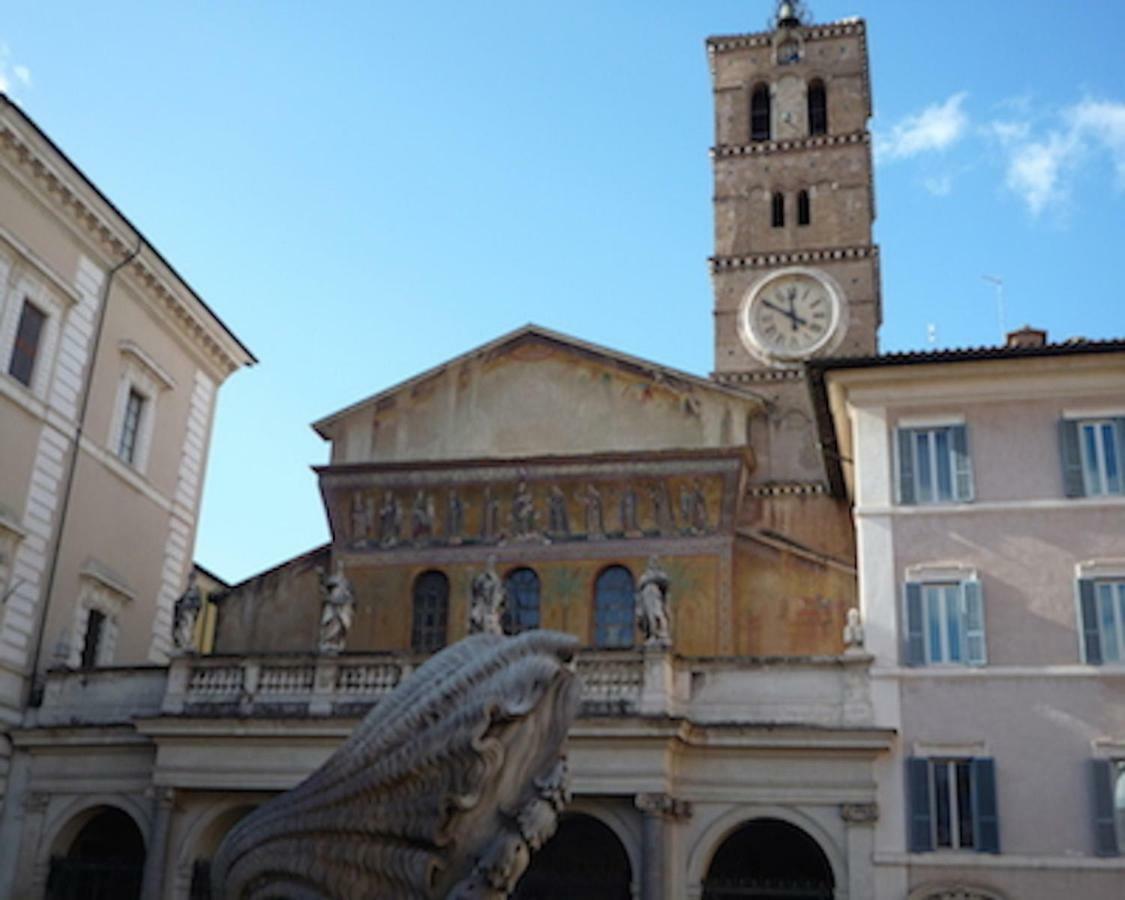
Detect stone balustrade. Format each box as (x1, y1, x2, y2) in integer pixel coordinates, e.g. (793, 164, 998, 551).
(31, 648, 874, 728)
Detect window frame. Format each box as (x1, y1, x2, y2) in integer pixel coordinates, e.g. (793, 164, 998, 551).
(904, 574, 986, 667)
(69, 565, 131, 668)
(7, 298, 47, 387)
(807, 78, 828, 136)
(0, 258, 67, 403)
(502, 566, 541, 635)
(1090, 757, 1124, 856)
(750, 83, 772, 142)
(895, 422, 974, 505)
(593, 565, 635, 649)
(1077, 572, 1125, 666)
(1061, 416, 1125, 498)
(797, 189, 811, 226)
(411, 570, 449, 653)
(906, 756, 1000, 854)
(770, 192, 785, 228)
(107, 341, 174, 475)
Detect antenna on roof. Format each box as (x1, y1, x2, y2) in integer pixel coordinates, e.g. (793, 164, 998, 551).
(981, 275, 1006, 344)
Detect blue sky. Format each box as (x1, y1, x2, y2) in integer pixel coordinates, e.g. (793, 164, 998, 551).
(3, 1, 1123, 582)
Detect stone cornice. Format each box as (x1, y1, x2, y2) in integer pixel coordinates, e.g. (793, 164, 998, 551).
(710, 244, 878, 274)
(707, 19, 866, 54)
(713, 368, 804, 384)
(0, 104, 254, 378)
(712, 130, 869, 159)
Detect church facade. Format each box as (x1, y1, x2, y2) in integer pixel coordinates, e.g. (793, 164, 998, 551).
(0, 5, 1122, 900)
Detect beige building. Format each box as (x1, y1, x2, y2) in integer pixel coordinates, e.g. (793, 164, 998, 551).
(813, 333, 1125, 899)
(0, 88, 253, 875)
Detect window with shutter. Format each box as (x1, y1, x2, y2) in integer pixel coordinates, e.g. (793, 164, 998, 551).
(896, 424, 973, 505)
(1062, 417, 1125, 497)
(904, 578, 986, 666)
(8, 299, 47, 388)
(1089, 758, 1121, 856)
(908, 757, 999, 854)
(1078, 578, 1125, 665)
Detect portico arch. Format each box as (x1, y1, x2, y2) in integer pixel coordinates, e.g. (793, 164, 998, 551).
(908, 886, 1008, 900)
(687, 806, 846, 900)
(513, 811, 633, 899)
(45, 804, 147, 900)
(175, 800, 261, 900)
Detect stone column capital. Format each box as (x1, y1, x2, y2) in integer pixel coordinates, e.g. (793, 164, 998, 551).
(635, 792, 693, 821)
(839, 802, 878, 824)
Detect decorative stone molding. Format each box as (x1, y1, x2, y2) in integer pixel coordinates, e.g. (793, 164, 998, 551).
(839, 802, 878, 824)
(23, 792, 50, 814)
(711, 244, 878, 273)
(635, 793, 693, 821)
(746, 481, 828, 498)
(707, 19, 866, 54)
(712, 130, 869, 158)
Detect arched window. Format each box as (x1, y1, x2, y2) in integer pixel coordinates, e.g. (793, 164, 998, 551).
(771, 192, 786, 228)
(750, 83, 771, 142)
(412, 571, 449, 653)
(808, 79, 828, 136)
(594, 566, 634, 648)
(797, 189, 811, 226)
(503, 567, 541, 635)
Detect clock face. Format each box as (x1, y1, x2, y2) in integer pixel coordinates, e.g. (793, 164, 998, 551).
(740, 269, 842, 362)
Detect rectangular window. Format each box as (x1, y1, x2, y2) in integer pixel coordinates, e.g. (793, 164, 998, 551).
(1061, 418, 1125, 497)
(1090, 758, 1124, 856)
(80, 609, 106, 668)
(8, 299, 47, 387)
(1078, 579, 1125, 665)
(905, 580, 985, 666)
(897, 424, 973, 504)
(906, 757, 1000, 854)
(117, 388, 146, 464)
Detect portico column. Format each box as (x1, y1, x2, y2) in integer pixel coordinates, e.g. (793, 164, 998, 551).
(840, 802, 878, 900)
(141, 787, 175, 900)
(635, 792, 692, 900)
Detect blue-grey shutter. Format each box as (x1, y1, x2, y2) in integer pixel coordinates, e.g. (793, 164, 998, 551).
(951, 425, 973, 501)
(905, 583, 925, 666)
(1079, 579, 1102, 665)
(906, 757, 934, 852)
(1091, 759, 1119, 856)
(1059, 419, 1085, 497)
(1114, 419, 1125, 493)
(971, 757, 1000, 854)
(897, 428, 916, 505)
(962, 580, 987, 666)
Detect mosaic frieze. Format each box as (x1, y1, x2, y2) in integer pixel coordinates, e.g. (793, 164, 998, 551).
(335, 473, 727, 552)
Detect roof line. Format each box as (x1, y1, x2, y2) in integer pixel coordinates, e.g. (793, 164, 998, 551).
(0, 93, 256, 364)
(806, 339, 1125, 373)
(310, 323, 765, 437)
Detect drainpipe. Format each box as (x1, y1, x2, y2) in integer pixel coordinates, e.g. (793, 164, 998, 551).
(26, 235, 142, 706)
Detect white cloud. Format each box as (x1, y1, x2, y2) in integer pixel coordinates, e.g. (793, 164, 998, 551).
(0, 41, 32, 99)
(877, 92, 969, 160)
(997, 97, 1125, 215)
(1005, 132, 1080, 216)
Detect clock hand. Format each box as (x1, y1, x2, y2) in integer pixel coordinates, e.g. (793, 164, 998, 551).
(761, 298, 799, 323)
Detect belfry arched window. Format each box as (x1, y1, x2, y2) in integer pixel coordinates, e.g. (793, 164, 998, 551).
(503, 567, 541, 635)
(750, 83, 771, 142)
(808, 79, 828, 136)
(594, 565, 635, 648)
(797, 190, 811, 226)
(771, 192, 786, 228)
(412, 571, 449, 653)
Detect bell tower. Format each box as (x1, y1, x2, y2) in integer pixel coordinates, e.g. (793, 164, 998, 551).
(706, 4, 880, 483)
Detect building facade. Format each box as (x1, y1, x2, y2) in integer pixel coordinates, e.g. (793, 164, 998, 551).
(0, 93, 253, 895)
(813, 334, 1125, 899)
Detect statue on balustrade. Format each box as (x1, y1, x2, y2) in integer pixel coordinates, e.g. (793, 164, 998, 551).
(412, 489, 436, 543)
(512, 477, 537, 540)
(212, 629, 582, 900)
(843, 606, 866, 654)
(350, 490, 374, 541)
(172, 571, 203, 653)
(547, 485, 569, 538)
(470, 555, 507, 636)
(379, 490, 402, 548)
(318, 561, 355, 654)
(636, 555, 671, 648)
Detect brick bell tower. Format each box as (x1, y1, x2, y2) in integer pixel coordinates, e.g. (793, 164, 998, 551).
(707, 2, 881, 485)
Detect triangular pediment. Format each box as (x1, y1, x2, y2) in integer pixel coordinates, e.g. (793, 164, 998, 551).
(313, 325, 762, 463)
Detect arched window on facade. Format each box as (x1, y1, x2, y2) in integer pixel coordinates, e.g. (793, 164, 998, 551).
(771, 192, 786, 228)
(503, 567, 541, 635)
(750, 83, 771, 142)
(808, 79, 828, 136)
(412, 571, 449, 653)
(797, 190, 811, 226)
(594, 565, 635, 649)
